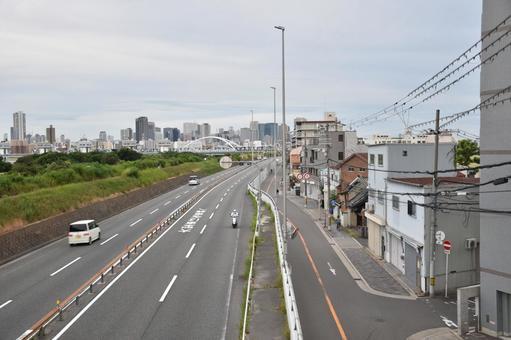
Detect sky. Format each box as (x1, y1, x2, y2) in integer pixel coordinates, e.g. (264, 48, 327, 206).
(0, 0, 483, 141)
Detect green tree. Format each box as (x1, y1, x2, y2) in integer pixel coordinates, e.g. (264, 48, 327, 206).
(0, 159, 12, 173)
(116, 148, 142, 161)
(456, 139, 479, 167)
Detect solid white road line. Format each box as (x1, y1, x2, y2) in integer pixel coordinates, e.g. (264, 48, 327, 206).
(17, 329, 32, 339)
(0, 299, 12, 309)
(200, 224, 207, 234)
(209, 212, 214, 219)
(215, 204, 220, 210)
(159, 275, 178, 303)
(150, 208, 159, 215)
(164, 201, 171, 206)
(51, 165, 253, 340)
(50, 257, 81, 277)
(100, 233, 119, 246)
(185, 243, 196, 259)
(129, 218, 142, 227)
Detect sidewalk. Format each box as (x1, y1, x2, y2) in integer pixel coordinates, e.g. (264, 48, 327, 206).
(248, 203, 286, 339)
(286, 194, 415, 299)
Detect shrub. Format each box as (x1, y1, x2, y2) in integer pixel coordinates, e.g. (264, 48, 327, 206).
(101, 153, 120, 165)
(0, 159, 12, 173)
(116, 148, 142, 161)
(122, 167, 139, 178)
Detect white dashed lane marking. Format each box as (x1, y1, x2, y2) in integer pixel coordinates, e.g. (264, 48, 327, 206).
(130, 218, 142, 227)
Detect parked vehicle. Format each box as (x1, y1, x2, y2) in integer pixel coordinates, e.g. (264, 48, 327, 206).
(68, 220, 101, 245)
(188, 175, 200, 186)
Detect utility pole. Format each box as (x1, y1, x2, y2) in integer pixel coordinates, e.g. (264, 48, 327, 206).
(304, 136, 308, 207)
(429, 109, 440, 297)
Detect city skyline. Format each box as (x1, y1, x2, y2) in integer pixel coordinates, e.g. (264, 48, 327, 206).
(1, 1, 481, 140)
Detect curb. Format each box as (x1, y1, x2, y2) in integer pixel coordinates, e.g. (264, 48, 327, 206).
(287, 197, 416, 301)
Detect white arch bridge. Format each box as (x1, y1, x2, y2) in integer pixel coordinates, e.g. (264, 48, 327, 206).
(176, 136, 273, 154)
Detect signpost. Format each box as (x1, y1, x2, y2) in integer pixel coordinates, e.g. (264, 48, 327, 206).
(219, 156, 233, 169)
(443, 240, 452, 297)
(296, 173, 303, 180)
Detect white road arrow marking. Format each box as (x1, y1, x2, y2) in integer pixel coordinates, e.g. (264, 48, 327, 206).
(327, 262, 336, 276)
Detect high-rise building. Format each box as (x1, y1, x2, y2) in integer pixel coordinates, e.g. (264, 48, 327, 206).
(11, 111, 26, 141)
(240, 128, 251, 143)
(250, 121, 259, 140)
(120, 128, 133, 141)
(479, 2, 511, 337)
(147, 122, 155, 140)
(163, 127, 180, 141)
(258, 123, 278, 144)
(135, 116, 149, 142)
(46, 125, 56, 144)
(183, 122, 199, 141)
(60, 134, 65, 144)
(154, 127, 162, 141)
(99, 131, 107, 141)
(199, 123, 211, 138)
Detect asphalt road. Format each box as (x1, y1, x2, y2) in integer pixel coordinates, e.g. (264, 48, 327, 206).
(265, 171, 457, 340)
(0, 164, 256, 340)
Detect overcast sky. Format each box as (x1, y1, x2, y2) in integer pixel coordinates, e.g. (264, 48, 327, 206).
(0, 0, 482, 140)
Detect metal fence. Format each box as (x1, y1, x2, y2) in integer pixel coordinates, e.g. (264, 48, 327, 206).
(246, 167, 303, 340)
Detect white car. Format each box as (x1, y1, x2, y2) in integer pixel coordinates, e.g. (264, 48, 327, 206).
(188, 175, 200, 186)
(68, 219, 101, 245)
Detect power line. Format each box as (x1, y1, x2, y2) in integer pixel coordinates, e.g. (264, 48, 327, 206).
(366, 160, 511, 175)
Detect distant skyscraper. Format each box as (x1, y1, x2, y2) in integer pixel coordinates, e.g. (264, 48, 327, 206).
(164, 127, 180, 141)
(60, 134, 65, 143)
(154, 127, 162, 141)
(258, 123, 278, 144)
(240, 128, 251, 143)
(135, 116, 149, 142)
(46, 124, 56, 144)
(11, 111, 26, 141)
(183, 122, 199, 141)
(120, 128, 133, 141)
(250, 121, 259, 140)
(99, 131, 107, 141)
(148, 122, 155, 140)
(200, 123, 211, 138)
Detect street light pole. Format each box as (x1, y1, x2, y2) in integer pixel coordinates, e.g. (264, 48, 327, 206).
(251, 109, 254, 165)
(275, 25, 287, 255)
(271, 86, 277, 196)
(429, 109, 440, 296)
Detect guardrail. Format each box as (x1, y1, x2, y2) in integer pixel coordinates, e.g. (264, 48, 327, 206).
(245, 165, 303, 340)
(22, 170, 234, 340)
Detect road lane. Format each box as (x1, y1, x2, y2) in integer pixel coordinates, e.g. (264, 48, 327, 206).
(55, 163, 261, 339)
(0, 166, 248, 340)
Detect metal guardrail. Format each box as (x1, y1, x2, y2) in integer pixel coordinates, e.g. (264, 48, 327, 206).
(246, 167, 303, 340)
(22, 171, 233, 340)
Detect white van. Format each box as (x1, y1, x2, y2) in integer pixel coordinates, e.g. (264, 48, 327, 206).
(188, 175, 200, 186)
(68, 220, 101, 245)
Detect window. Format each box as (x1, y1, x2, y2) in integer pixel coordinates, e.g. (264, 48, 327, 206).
(359, 167, 366, 172)
(377, 154, 383, 166)
(377, 190, 384, 203)
(338, 152, 344, 161)
(369, 154, 375, 165)
(392, 195, 399, 210)
(338, 134, 344, 142)
(69, 224, 87, 232)
(348, 166, 355, 172)
(407, 200, 416, 216)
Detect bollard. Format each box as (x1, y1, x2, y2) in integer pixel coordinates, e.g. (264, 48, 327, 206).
(75, 295, 80, 305)
(101, 273, 104, 283)
(111, 265, 114, 274)
(120, 257, 123, 266)
(89, 284, 93, 293)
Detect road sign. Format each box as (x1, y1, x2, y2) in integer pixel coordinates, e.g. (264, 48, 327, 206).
(296, 173, 303, 180)
(443, 240, 452, 254)
(219, 156, 232, 169)
(304, 173, 311, 180)
(435, 231, 445, 245)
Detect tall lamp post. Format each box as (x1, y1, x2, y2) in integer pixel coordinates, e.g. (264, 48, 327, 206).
(270, 86, 277, 196)
(274, 25, 287, 254)
(251, 109, 254, 165)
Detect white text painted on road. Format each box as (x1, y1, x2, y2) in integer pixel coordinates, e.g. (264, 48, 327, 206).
(185, 243, 196, 258)
(178, 208, 206, 233)
(129, 218, 142, 227)
(159, 275, 178, 302)
(164, 200, 171, 206)
(50, 257, 81, 277)
(150, 208, 159, 214)
(200, 224, 207, 234)
(100, 233, 119, 246)
(0, 300, 12, 310)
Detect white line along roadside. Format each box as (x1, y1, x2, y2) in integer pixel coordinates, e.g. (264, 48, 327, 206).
(50, 257, 81, 277)
(0, 299, 13, 309)
(159, 275, 178, 303)
(185, 243, 196, 259)
(100, 234, 119, 246)
(49, 167, 254, 340)
(129, 218, 142, 227)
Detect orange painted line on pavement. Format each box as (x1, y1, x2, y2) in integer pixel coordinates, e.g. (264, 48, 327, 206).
(297, 228, 348, 340)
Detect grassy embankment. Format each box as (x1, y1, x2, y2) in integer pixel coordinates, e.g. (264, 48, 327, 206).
(0, 157, 221, 232)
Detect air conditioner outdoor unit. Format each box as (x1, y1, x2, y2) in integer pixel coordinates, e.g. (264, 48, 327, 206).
(465, 238, 479, 249)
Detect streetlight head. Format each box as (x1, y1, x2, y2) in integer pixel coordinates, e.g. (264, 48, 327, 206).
(274, 25, 285, 31)
(270, 86, 276, 90)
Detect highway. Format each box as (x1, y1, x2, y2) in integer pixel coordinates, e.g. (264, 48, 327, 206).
(0, 163, 260, 340)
